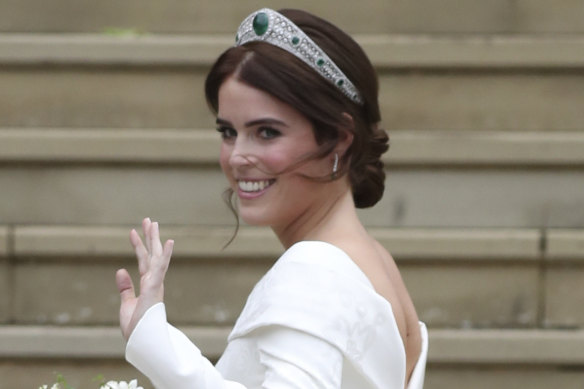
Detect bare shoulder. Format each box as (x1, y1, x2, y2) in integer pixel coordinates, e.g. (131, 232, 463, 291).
(333, 236, 401, 304)
(332, 236, 422, 381)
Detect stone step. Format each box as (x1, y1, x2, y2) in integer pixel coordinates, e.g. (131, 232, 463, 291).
(2, 0, 584, 34)
(2, 128, 584, 166)
(8, 225, 546, 260)
(1, 226, 583, 328)
(1, 34, 584, 130)
(4, 362, 584, 389)
(1, 162, 583, 227)
(2, 325, 584, 363)
(2, 326, 584, 389)
(3, 34, 584, 68)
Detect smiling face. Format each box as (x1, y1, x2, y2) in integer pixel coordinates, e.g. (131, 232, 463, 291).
(217, 76, 333, 228)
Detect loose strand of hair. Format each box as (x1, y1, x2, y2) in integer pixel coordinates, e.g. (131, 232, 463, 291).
(221, 188, 239, 249)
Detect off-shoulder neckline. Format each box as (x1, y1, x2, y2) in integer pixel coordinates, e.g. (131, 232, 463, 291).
(288, 240, 376, 287)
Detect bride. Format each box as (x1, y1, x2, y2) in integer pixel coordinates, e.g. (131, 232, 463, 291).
(115, 8, 427, 389)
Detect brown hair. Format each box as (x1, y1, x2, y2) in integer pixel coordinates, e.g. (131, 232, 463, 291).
(205, 9, 389, 208)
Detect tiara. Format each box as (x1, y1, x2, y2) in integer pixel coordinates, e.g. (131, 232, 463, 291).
(235, 8, 364, 105)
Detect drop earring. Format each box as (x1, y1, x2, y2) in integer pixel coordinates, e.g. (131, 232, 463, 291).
(332, 153, 339, 179)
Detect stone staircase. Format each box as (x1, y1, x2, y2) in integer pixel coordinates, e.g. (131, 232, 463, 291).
(1, 1, 584, 388)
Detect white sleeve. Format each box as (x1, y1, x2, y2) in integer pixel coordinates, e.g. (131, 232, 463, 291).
(253, 325, 343, 389)
(125, 303, 245, 389)
(126, 304, 345, 389)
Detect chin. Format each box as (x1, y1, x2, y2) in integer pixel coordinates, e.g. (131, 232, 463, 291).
(238, 210, 273, 227)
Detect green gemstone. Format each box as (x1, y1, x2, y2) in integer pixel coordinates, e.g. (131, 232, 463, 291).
(235, 33, 239, 43)
(317, 58, 325, 66)
(336, 79, 345, 87)
(253, 12, 269, 36)
(291, 36, 300, 45)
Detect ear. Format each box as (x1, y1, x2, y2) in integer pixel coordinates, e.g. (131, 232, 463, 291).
(336, 112, 355, 156)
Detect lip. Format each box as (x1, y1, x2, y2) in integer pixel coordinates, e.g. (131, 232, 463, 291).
(236, 178, 276, 200)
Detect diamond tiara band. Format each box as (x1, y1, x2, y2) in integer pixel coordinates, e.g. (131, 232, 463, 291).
(235, 8, 364, 105)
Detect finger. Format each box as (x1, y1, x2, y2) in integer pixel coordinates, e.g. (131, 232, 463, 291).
(116, 268, 136, 303)
(129, 229, 149, 274)
(150, 221, 163, 256)
(160, 239, 174, 272)
(142, 217, 152, 254)
(150, 239, 174, 285)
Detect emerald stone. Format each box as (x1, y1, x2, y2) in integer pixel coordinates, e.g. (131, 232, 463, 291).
(336, 79, 345, 87)
(291, 36, 300, 45)
(235, 33, 239, 43)
(253, 12, 269, 36)
(317, 58, 325, 67)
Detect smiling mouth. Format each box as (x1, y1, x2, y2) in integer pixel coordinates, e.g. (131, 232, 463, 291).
(237, 179, 275, 192)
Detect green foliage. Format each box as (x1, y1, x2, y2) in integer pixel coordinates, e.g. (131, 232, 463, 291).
(92, 374, 106, 387)
(55, 373, 74, 389)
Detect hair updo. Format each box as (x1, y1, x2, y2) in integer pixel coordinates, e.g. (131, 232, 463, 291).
(205, 9, 389, 208)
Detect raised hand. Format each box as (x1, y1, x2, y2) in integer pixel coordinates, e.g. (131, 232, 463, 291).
(116, 218, 174, 340)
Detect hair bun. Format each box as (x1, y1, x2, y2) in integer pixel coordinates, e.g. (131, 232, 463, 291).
(351, 126, 389, 208)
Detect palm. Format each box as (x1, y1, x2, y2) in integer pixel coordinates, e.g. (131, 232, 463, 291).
(116, 218, 174, 340)
(118, 292, 138, 335)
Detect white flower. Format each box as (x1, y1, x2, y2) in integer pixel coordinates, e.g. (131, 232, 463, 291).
(37, 383, 60, 389)
(100, 379, 143, 389)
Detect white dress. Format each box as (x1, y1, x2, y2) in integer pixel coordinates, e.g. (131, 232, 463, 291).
(126, 241, 428, 389)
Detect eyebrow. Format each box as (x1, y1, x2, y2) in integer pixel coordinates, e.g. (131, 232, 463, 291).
(216, 117, 288, 127)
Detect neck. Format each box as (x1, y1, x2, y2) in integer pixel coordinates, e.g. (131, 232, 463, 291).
(272, 182, 366, 249)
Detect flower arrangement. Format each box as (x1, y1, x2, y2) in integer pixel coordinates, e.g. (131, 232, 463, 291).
(38, 374, 143, 389)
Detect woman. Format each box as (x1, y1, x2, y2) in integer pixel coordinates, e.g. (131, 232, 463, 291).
(115, 8, 428, 389)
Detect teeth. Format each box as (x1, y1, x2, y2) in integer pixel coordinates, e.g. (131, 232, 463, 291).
(238, 180, 272, 192)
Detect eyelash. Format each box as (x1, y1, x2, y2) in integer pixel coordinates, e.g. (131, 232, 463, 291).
(258, 127, 281, 139)
(216, 126, 236, 140)
(215, 126, 282, 140)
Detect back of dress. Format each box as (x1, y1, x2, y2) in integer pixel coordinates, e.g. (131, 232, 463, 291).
(218, 241, 428, 388)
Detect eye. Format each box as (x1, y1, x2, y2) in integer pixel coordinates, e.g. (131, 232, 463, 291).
(216, 126, 237, 140)
(258, 127, 281, 140)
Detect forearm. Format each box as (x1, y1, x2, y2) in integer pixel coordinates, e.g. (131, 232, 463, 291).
(126, 303, 245, 389)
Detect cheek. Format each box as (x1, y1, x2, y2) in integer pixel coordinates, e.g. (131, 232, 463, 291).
(261, 153, 291, 173)
(261, 142, 318, 174)
(293, 157, 331, 179)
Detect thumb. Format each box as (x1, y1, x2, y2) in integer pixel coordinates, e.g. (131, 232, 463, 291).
(116, 268, 135, 303)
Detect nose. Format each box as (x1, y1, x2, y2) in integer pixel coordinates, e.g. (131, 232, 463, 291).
(229, 151, 250, 168)
(227, 138, 255, 169)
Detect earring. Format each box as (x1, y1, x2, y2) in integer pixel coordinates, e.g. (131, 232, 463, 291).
(332, 153, 339, 179)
